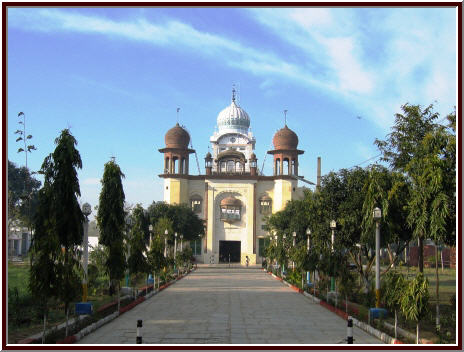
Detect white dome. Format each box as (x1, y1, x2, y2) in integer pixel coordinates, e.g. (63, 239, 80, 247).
(217, 100, 250, 133)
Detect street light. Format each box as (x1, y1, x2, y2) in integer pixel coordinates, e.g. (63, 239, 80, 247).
(149, 224, 153, 248)
(282, 234, 286, 275)
(164, 229, 168, 258)
(292, 232, 296, 269)
(306, 228, 311, 288)
(81, 203, 91, 302)
(174, 232, 178, 257)
(373, 207, 382, 308)
(125, 215, 133, 288)
(330, 220, 336, 292)
(306, 228, 311, 252)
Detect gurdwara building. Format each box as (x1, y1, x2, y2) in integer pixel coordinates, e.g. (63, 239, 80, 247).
(158, 90, 315, 265)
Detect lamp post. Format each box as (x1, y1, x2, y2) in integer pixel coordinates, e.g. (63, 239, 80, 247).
(306, 228, 311, 287)
(330, 220, 336, 292)
(81, 203, 91, 302)
(292, 232, 296, 270)
(282, 233, 286, 275)
(149, 225, 153, 247)
(373, 207, 382, 308)
(148, 224, 154, 285)
(174, 232, 178, 272)
(125, 215, 133, 288)
(164, 229, 168, 258)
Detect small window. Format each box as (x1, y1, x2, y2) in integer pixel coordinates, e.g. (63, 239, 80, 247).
(190, 196, 202, 213)
(260, 197, 272, 215)
(239, 147, 245, 151)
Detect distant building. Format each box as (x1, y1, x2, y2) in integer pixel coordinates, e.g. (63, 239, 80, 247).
(158, 89, 312, 265)
(8, 222, 32, 257)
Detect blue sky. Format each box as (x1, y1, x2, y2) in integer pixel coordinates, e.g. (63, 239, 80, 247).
(7, 7, 457, 218)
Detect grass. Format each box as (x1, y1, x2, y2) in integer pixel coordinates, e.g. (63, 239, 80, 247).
(8, 260, 30, 295)
(7, 261, 178, 343)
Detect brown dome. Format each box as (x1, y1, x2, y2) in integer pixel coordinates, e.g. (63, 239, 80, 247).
(272, 125, 298, 150)
(250, 153, 257, 160)
(165, 123, 190, 149)
(205, 152, 212, 159)
(221, 196, 241, 207)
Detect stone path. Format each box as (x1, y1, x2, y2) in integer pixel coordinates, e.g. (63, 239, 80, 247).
(77, 268, 383, 344)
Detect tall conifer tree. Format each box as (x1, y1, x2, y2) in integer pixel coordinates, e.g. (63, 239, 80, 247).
(97, 159, 126, 311)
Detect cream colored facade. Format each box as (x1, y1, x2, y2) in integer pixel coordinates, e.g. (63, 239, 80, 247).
(159, 91, 307, 265)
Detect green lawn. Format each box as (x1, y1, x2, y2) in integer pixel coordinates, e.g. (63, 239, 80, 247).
(8, 260, 30, 295)
(396, 266, 456, 304)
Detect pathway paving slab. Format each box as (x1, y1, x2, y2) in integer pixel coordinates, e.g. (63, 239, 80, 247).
(77, 268, 383, 345)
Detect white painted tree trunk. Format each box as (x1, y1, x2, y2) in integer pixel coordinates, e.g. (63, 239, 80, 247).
(416, 322, 420, 344)
(394, 310, 397, 339)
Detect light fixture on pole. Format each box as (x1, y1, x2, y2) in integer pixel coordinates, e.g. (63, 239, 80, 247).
(306, 228, 311, 252)
(125, 215, 133, 288)
(149, 224, 153, 248)
(174, 232, 178, 272)
(373, 207, 382, 308)
(164, 229, 168, 258)
(174, 232, 178, 257)
(282, 234, 286, 275)
(306, 228, 311, 287)
(81, 203, 91, 302)
(292, 232, 296, 269)
(330, 220, 336, 292)
(148, 224, 155, 286)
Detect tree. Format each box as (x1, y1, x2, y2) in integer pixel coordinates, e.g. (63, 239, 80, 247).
(382, 270, 406, 339)
(28, 185, 59, 343)
(8, 160, 41, 228)
(14, 112, 37, 230)
(147, 235, 167, 289)
(34, 129, 84, 337)
(97, 159, 126, 312)
(405, 109, 456, 332)
(375, 103, 440, 273)
(361, 165, 411, 272)
(401, 273, 430, 344)
(147, 202, 204, 243)
(127, 205, 150, 288)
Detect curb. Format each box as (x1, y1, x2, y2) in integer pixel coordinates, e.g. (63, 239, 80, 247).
(265, 270, 403, 345)
(18, 269, 196, 344)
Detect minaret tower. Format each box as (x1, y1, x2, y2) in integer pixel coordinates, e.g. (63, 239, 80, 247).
(159, 122, 195, 204)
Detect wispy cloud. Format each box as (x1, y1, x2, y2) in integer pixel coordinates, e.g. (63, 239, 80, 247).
(9, 8, 456, 130)
(248, 8, 456, 128)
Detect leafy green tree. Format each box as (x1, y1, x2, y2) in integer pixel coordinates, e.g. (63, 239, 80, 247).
(97, 159, 126, 312)
(361, 165, 411, 271)
(375, 103, 441, 273)
(8, 160, 41, 228)
(401, 273, 430, 344)
(382, 270, 406, 339)
(147, 235, 167, 289)
(29, 184, 59, 343)
(35, 129, 84, 337)
(128, 205, 150, 287)
(147, 202, 204, 242)
(406, 109, 455, 332)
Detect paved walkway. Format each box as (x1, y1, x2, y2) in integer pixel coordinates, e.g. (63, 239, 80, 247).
(78, 268, 383, 344)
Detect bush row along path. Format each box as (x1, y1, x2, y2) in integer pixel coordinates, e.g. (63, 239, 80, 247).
(77, 267, 383, 344)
